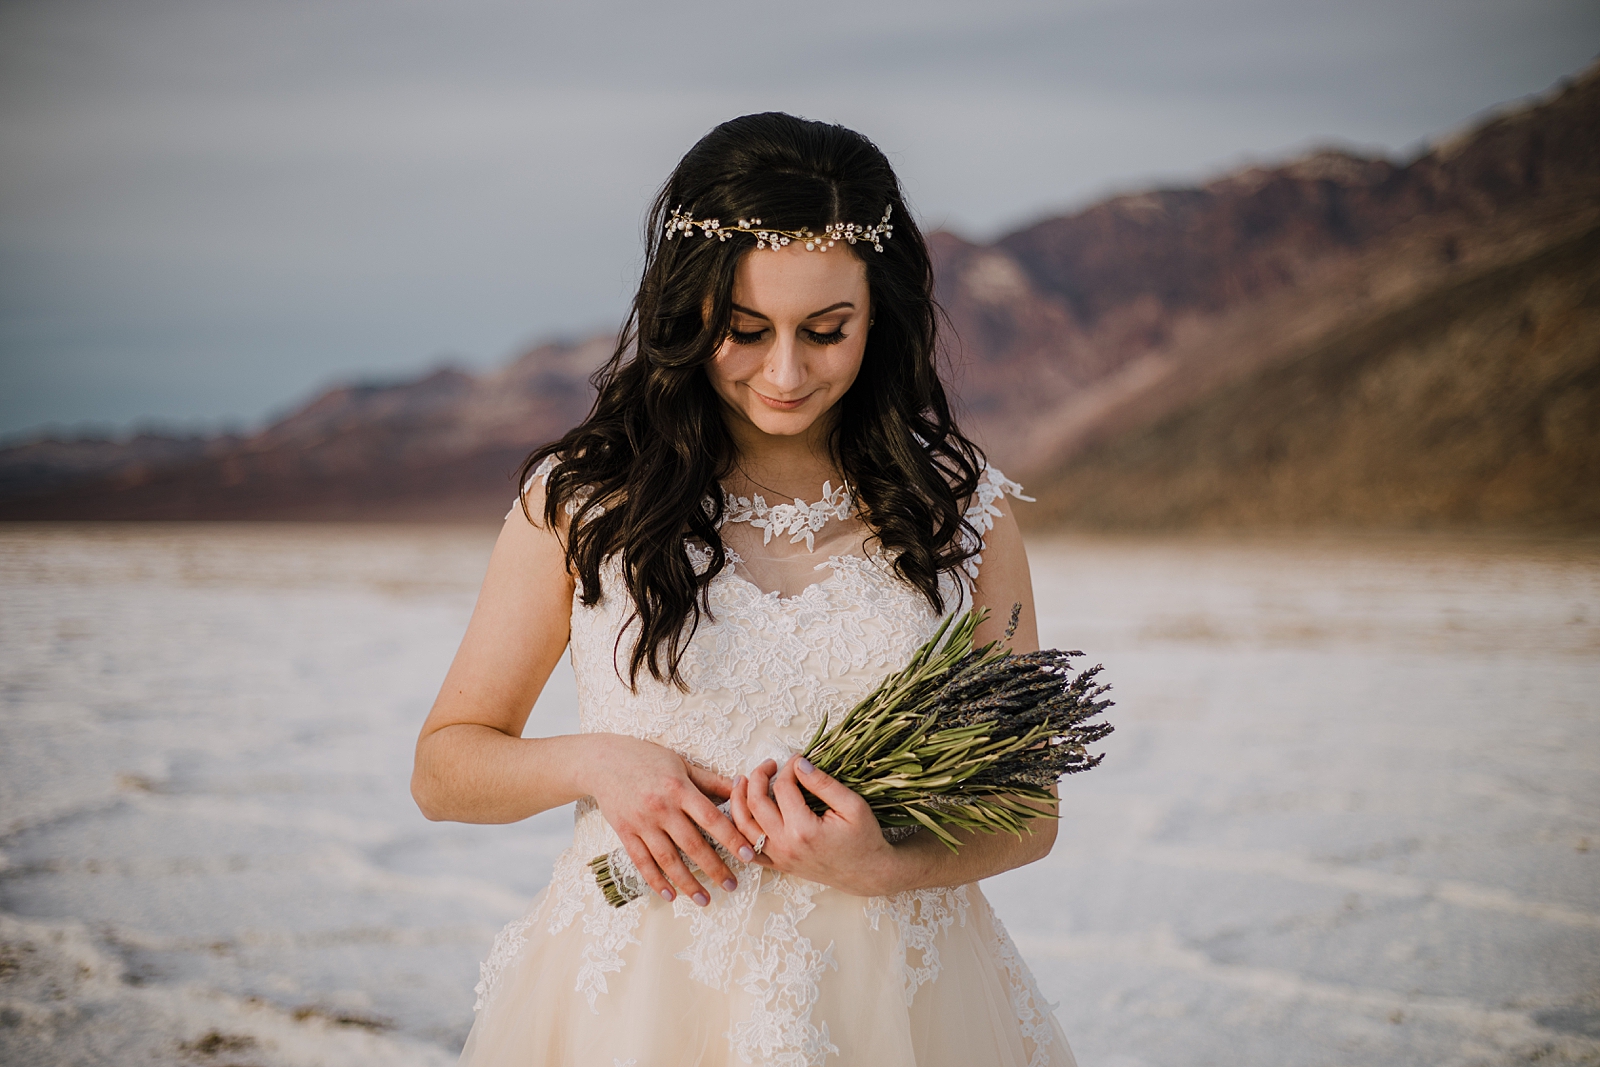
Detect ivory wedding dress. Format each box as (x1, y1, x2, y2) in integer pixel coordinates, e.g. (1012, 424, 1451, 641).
(461, 461, 1076, 1067)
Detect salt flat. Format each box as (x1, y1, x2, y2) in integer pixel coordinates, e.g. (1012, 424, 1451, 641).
(1, 524, 1596, 1065)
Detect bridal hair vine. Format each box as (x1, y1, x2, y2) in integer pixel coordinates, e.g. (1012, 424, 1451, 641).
(664, 204, 893, 252)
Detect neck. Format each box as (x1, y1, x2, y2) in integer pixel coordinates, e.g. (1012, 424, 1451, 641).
(723, 410, 840, 500)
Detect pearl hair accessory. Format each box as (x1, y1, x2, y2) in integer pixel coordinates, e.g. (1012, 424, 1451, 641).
(665, 204, 893, 252)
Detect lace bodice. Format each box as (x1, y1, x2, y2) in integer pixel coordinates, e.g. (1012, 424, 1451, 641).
(555, 460, 1024, 774)
(476, 460, 1055, 1067)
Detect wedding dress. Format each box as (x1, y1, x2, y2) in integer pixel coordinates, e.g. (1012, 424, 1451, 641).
(461, 460, 1076, 1067)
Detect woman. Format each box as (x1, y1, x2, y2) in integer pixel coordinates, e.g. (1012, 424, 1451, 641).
(412, 112, 1075, 1067)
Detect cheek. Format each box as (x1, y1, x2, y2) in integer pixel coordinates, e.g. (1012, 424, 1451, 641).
(826, 339, 868, 392)
(707, 341, 760, 393)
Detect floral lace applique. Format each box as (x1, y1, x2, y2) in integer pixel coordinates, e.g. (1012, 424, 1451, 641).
(988, 909, 1058, 1067)
(544, 850, 589, 936)
(864, 884, 972, 1005)
(473, 915, 536, 1011)
(543, 799, 621, 934)
(475, 803, 623, 1015)
(959, 465, 1034, 580)
(684, 539, 745, 573)
(576, 895, 646, 1012)
(673, 860, 763, 990)
(723, 481, 854, 551)
(727, 875, 840, 1067)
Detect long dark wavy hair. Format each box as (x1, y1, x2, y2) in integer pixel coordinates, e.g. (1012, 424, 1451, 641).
(522, 112, 986, 688)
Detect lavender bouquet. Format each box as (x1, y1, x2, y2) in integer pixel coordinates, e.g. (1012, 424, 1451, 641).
(590, 606, 1113, 906)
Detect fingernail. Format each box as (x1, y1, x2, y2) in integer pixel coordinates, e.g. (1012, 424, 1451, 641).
(738, 846, 755, 862)
(796, 756, 815, 774)
(722, 878, 738, 892)
(659, 888, 674, 901)
(734, 775, 745, 788)
(693, 892, 709, 907)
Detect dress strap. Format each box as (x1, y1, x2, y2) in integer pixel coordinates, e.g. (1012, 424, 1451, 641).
(959, 464, 1033, 581)
(511, 454, 601, 522)
(525, 454, 559, 495)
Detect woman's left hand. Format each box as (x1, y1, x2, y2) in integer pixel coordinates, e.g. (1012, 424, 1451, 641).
(729, 756, 909, 897)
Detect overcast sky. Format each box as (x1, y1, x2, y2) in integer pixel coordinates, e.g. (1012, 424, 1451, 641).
(1, 0, 1595, 441)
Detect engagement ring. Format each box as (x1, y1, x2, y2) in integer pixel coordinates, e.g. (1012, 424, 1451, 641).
(752, 834, 767, 856)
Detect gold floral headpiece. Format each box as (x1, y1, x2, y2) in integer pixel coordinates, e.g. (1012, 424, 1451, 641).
(664, 204, 893, 252)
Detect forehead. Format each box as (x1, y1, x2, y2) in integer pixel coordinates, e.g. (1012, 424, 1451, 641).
(730, 244, 868, 315)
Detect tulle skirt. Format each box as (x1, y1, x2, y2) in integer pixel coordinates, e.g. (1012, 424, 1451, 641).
(460, 856, 1075, 1067)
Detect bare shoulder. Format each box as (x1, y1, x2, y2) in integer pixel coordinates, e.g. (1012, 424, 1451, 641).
(417, 472, 575, 741)
(494, 479, 581, 646)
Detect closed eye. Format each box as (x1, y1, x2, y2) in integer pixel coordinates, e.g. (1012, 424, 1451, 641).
(804, 329, 847, 346)
(728, 328, 767, 346)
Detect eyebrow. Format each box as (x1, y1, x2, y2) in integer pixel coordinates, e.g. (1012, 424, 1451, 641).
(730, 301, 855, 321)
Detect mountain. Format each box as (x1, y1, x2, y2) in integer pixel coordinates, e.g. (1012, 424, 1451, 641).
(2, 61, 1597, 527)
(1025, 224, 1600, 529)
(937, 62, 1600, 508)
(0, 433, 225, 500)
(0, 337, 605, 520)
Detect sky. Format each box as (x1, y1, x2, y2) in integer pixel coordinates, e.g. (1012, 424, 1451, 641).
(1, 0, 1596, 441)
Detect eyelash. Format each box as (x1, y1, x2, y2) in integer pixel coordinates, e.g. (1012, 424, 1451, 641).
(728, 328, 848, 347)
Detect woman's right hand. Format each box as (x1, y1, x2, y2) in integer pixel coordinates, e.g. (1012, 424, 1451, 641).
(412, 481, 752, 904)
(585, 733, 756, 906)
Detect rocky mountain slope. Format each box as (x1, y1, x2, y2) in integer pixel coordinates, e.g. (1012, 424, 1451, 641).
(939, 61, 1600, 505)
(1028, 223, 1600, 529)
(0, 337, 606, 520)
(2, 61, 1596, 527)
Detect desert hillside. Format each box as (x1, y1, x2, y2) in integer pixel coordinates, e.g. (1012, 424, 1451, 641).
(2, 60, 1596, 527)
(1027, 224, 1600, 530)
(938, 60, 1600, 498)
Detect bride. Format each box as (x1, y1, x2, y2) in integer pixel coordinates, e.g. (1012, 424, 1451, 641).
(412, 112, 1076, 1066)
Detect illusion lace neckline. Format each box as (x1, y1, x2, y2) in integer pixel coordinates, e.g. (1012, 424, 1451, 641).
(720, 481, 854, 552)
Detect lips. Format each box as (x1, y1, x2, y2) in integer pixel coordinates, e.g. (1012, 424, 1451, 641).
(750, 388, 812, 411)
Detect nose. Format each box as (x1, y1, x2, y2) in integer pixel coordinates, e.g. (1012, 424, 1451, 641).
(764, 334, 806, 396)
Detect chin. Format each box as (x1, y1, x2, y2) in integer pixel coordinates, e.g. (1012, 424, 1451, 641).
(746, 410, 821, 438)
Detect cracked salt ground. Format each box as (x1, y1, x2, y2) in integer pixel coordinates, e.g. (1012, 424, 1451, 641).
(1, 525, 1597, 1065)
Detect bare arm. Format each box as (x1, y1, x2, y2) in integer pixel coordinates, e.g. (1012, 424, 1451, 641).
(410, 484, 754, 906)
(411, 488, 582, 823)
(731, 494, 1059, 896)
